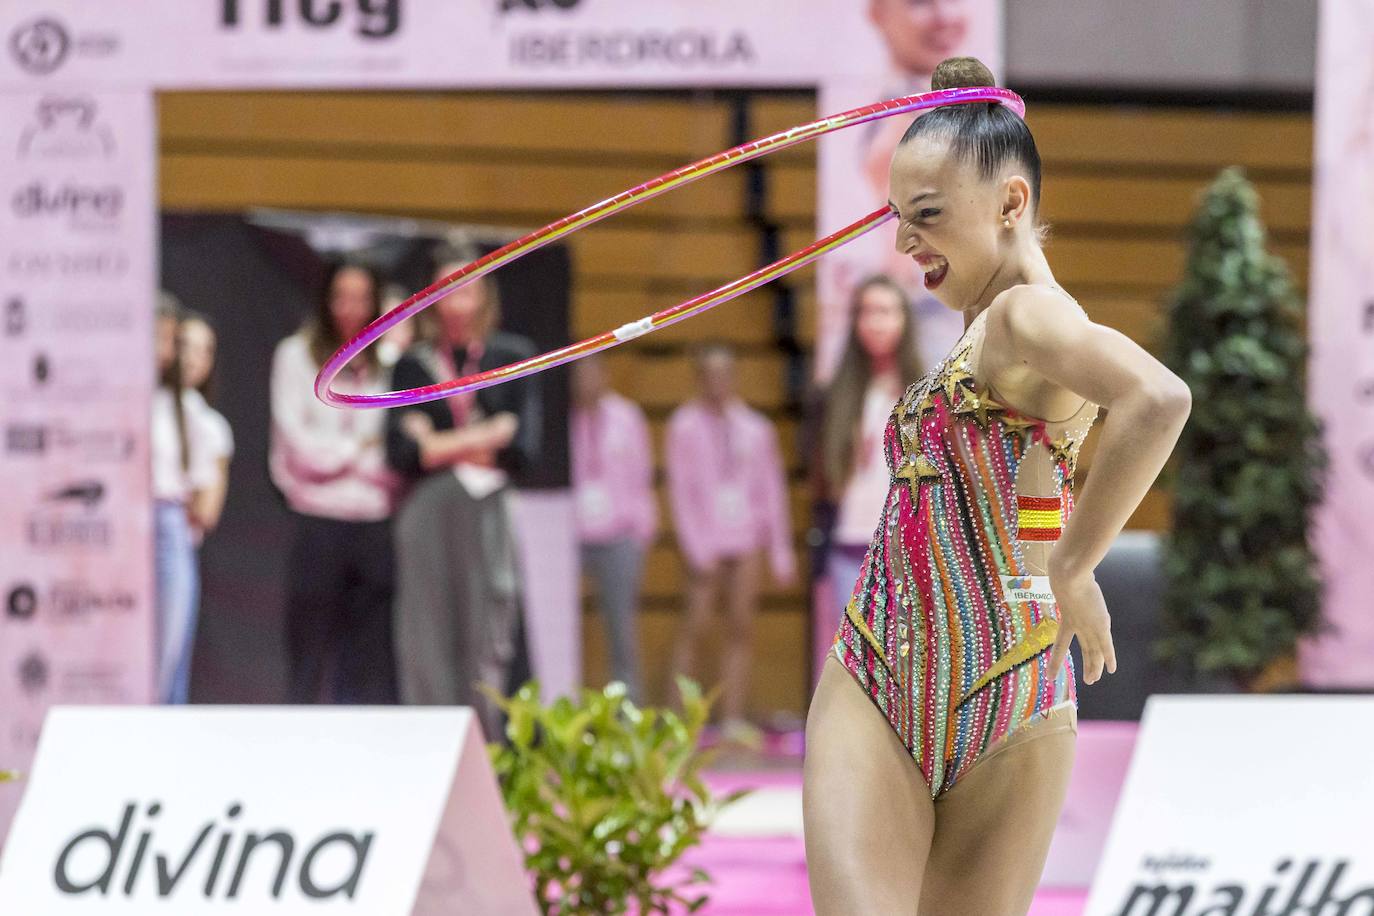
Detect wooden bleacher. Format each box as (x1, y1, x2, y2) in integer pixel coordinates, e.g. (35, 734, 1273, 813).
(159, 90, 1312, 716)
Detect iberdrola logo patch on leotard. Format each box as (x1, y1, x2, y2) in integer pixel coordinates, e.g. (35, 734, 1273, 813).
(1000, 575, 1055, 606)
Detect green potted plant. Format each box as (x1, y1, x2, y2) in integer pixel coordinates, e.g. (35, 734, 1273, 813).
(484, 677, 749, 914)
(1157, 166, 1328, 688)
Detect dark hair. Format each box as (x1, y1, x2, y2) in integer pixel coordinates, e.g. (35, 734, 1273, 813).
(306, 257, 384, 371)
(156, 291, 190, 473)
(900, 57, 1042, 213)
(821, 276, 923, 492)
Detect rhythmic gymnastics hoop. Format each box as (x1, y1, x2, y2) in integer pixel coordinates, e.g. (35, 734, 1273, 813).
(315, 85, 1024, 409)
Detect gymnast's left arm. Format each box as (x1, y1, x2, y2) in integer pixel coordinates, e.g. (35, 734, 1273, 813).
(991, 287, 1192, 685)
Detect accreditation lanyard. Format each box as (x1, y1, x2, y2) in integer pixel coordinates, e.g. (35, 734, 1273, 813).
(436, 340, 486, 428)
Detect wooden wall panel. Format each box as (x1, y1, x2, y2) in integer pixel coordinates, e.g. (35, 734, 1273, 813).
(160, 90, 1312, 717)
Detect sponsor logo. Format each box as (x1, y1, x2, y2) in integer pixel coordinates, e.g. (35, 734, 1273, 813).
(50, 581, 137, 617)
(4, 581, 134, 621)
(220, 0, 402, 39)
(6, 248, 130, 281)
(18, 651, 49, 696)
(49, 302, 135, 333)
(7, 583, 38, 621)
(5, 422, 136, 461)
(55, 803, 374, 901)
(5, 349, 133, 403)
(11, 181, 124, 230)
(1361, 442, 1374, 482)
(9, 718, 43, 752)
(6, 423, 47, 454)
(18, 96, 116, 160)
(1114, 855, 1373, 916)
(47, 479, 106, 508)
(1000, 574, 1055, 605)
(26, 479, 112, 550)
(8, 17, 70, 75)
(4, 296, 25, 336)
(500, 0, 583, 12)
(6, 16, 118, 76)
(3, 294, 137, 336)
(509, 29, 755, 68)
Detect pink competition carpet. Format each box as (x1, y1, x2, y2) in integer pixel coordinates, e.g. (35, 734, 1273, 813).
(672, 769, 1089, 915)
(661, 721, 1136, 916)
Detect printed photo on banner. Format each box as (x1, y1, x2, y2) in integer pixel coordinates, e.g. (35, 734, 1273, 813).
(816, 0, 1003, 381)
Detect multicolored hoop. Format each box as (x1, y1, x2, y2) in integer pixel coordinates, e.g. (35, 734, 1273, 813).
(315, 85, 1024, 409)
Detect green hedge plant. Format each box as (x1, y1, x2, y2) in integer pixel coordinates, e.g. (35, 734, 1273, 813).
(484, 677, 749, 914)
(1158, 166, 1328, 685)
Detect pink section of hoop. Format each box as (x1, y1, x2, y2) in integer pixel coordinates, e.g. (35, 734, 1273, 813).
(315, 86, 1024, 409)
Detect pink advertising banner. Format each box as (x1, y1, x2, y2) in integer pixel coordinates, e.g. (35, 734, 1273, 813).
(816, 1, 1004, 382)
(1299, 0, 1374, 688)
(0, 88, 156, 836)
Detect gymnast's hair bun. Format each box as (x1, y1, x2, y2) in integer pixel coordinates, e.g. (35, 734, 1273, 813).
(931, 57, 997, 91)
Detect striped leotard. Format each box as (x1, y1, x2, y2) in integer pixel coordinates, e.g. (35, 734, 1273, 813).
(831, 302, 1099, 799)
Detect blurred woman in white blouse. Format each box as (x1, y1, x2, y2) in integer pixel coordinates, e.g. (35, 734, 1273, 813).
(269, 259, 400, 704)
(178, 310, 233, 543)
(152, 293, 220, 704)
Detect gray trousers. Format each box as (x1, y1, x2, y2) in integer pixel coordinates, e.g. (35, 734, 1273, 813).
(393, 472, 522, 741)
(580, 537, 646, 703)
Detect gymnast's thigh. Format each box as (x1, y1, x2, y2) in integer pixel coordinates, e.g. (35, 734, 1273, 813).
(920, 704, 1077, 916)
(803, 655, 935, 915)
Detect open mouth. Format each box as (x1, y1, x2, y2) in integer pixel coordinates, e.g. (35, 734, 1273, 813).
(917, 256, 949, 290)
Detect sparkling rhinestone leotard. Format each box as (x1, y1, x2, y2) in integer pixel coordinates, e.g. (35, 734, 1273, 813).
(831, 300, 1100, 799)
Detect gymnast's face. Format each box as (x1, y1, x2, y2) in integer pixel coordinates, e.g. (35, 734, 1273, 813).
(888, 135, 1022, 313)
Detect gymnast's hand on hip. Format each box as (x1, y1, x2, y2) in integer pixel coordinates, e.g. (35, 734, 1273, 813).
(1046, 564, 1117, 686)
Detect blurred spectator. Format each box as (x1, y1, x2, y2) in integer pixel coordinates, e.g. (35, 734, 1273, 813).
(269, 259, 400, 704)
(571, 354, 656, 703)
(377, 281, 415, 368)
(385, 245, 541, 740)
(179, 311, 234, 543)
(666, 341, 796, 743)
(807, 276, 923, 612)
(152, 293, 219, 704)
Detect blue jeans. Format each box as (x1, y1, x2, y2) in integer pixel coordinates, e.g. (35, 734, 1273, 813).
(154, 500, 199, 704)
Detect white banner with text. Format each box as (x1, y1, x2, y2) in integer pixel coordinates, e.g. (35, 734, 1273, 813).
(0, 707, 536, 914)
(1085, 696, 1374, 916)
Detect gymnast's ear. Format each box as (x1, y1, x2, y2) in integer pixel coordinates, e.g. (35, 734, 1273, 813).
(999, 174, 1033, 227)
